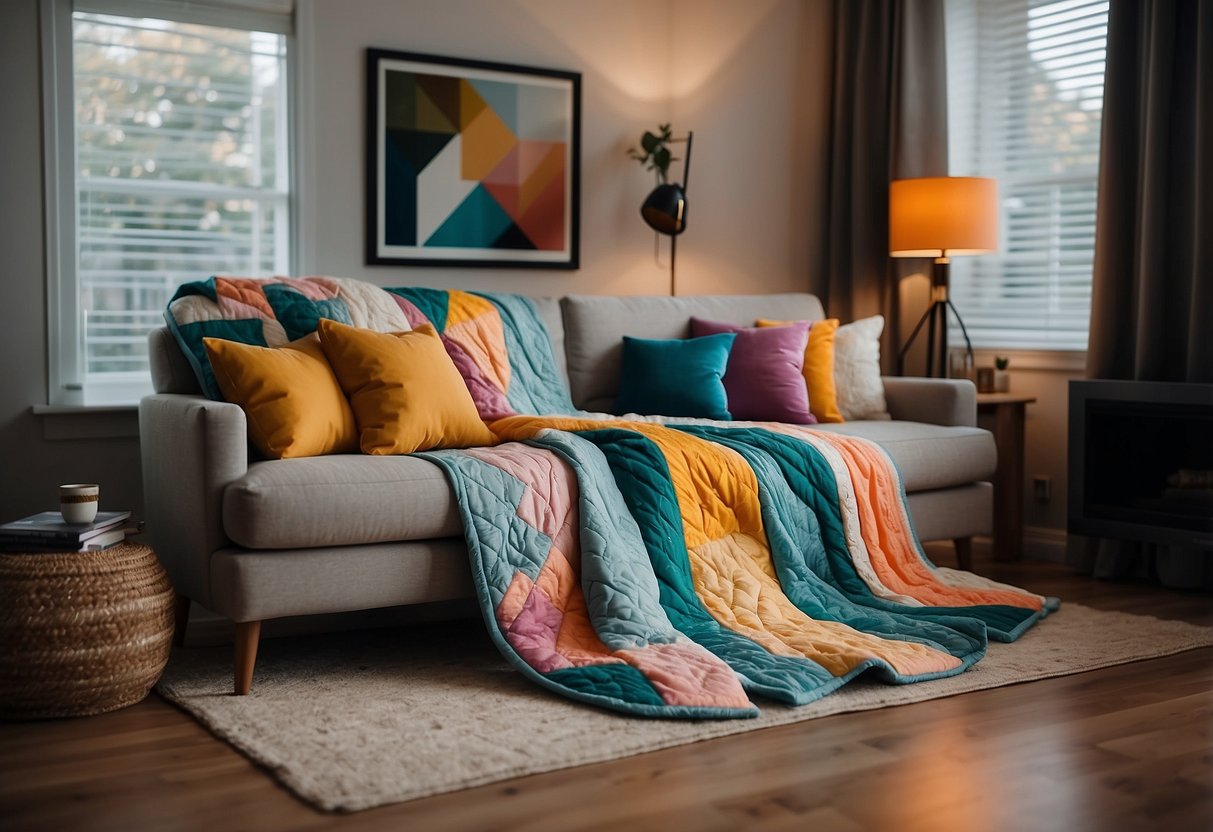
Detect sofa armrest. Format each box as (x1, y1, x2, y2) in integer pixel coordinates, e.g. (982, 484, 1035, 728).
(881, 377, 977, 427)
(139, 394, 248, 609)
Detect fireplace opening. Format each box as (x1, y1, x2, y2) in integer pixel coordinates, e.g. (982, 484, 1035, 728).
(1069, 380, 1213, 549)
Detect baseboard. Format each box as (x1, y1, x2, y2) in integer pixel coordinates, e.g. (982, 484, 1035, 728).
(1023, 526, 1068, 563)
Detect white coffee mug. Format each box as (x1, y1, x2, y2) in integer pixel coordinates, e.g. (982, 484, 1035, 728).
(60, 483, 100, 524)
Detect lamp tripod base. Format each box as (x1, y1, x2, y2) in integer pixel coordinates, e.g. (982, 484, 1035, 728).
(897, 259, 974, 378)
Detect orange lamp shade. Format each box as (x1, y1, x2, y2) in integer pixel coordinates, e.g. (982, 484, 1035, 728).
(889, 176, 998, 257)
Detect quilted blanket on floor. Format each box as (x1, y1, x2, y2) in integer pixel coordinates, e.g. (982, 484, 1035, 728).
(424, 416, 1058, 719)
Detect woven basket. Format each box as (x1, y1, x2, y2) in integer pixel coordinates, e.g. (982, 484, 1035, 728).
(0, 542, 175, 719)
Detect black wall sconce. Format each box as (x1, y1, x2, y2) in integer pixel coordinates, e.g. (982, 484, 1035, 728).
(630, 126, 693, 295)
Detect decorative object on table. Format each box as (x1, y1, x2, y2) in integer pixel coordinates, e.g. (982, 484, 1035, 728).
(0, 542, 174, 719)
(628, 123, 694, 295)
(889, 176, 998, 377)
(364, 49, 581, 269)
(976, 366, 996, 394)
(993, 355, 1011, 392)
(0, 510, 134, 553)
(949, 349, 976, 381)
(58, 483, 99, 524)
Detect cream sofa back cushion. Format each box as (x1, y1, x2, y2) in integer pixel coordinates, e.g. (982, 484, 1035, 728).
(561, 293, 825, 413)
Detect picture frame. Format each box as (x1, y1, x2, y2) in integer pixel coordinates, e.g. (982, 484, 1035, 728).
(365, 48, 581, 269)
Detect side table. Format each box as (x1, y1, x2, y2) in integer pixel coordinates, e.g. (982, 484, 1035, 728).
(976, 393, 1037, 562)
(0, 542, 175, 719)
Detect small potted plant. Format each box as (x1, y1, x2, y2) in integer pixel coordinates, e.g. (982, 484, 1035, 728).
(627, 123, 678, 183)
(993, 355, 1011, 392)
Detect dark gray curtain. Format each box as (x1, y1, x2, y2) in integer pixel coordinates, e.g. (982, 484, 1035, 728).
(1086, 0, 1213, 383)
(822, 0, 948, 374)
(1071, 0, 1213, 587)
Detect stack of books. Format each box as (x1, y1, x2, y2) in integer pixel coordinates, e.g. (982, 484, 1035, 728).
(0, 511, 140, 553)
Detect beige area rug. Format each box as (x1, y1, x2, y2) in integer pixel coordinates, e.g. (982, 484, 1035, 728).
(156, 604, 1213, 812)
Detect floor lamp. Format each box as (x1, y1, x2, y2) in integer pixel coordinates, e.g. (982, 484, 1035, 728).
(889, 176, 998, 378)
(641, 131, 693, 296)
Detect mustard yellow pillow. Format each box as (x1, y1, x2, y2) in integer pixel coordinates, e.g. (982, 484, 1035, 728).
(316, 319, 496, 455)
(203, 334, 359, 459)
(756, 318, 844, 423)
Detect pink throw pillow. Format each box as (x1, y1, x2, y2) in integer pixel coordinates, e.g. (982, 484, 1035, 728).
(689, 317, 814, 424)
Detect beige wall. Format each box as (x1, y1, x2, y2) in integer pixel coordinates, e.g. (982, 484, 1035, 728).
(667, 0, 832, 295)
(296, 0, 832, 297)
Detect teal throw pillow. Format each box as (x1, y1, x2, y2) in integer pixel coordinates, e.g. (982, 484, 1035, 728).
(614, 333, 736, 419)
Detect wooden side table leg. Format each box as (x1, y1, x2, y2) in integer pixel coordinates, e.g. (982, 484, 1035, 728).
(173, 593, 191, 648)
(993, 403, 1028, 562)
(234, 620, 262, 696)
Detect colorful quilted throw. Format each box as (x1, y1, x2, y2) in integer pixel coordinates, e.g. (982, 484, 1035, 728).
(387, 287, 572, 419)
(423, 416, 1058, 719)
(165, 275, 1059, 719)
(164, 276, 573, 416)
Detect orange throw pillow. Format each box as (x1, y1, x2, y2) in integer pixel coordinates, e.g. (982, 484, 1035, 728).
(204, 334, 359, 459)
(756, 318, 844, 423)
(317, 319, 496, 455)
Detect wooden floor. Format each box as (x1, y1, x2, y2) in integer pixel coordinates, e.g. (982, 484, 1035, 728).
(2, 555, 1210, 832)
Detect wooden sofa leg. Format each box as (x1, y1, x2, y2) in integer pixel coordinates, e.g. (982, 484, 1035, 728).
(173, 594, 191, 648)
(953, 537, 973, 572)
(234, 621, 262, 696)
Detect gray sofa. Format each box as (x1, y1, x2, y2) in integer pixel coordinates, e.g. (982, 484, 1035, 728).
(140, 293, 994, 694)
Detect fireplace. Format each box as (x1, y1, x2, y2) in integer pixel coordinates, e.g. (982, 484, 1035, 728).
(1068, 380, 1213, 549)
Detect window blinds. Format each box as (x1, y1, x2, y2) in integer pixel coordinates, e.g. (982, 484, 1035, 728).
(945, 0, 1108, 351)
(71, 10, 289, 401)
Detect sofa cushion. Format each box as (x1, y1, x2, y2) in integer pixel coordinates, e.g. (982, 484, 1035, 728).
(757, 317, 843, 423)
(317, 320, 497, 455)
(812, 420, 996, 492)
(615, 333, 735, 419)
(832, 315, 890, 420)
(691, 316, 813, 424)
(223, 455, 462, 549)
(529, 296, 566, 381)
(204, 333, 359, 459)
(562, 293, 825, 412)
(222, 419, 993, 551)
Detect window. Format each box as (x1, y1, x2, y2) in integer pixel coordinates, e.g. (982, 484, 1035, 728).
(945, 0, 1108, 351)
(44, 0, 291, 405)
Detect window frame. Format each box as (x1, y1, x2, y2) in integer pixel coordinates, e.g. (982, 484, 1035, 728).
(944, 0, 1108, 355)
(39, 0, 297, 407)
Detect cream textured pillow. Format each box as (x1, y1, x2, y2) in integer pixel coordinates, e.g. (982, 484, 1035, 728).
(833, 315, 889, 421)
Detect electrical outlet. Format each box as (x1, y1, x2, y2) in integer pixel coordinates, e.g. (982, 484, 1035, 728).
(1033, 475, 1052, 502)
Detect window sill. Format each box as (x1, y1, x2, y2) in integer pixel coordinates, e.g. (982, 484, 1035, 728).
(969, 348, 1086, 373)
(32, 403, 140, 441)
(33, 404, 138, 416)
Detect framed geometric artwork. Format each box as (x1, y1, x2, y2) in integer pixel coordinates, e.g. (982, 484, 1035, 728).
(365, 48, 581, 269)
